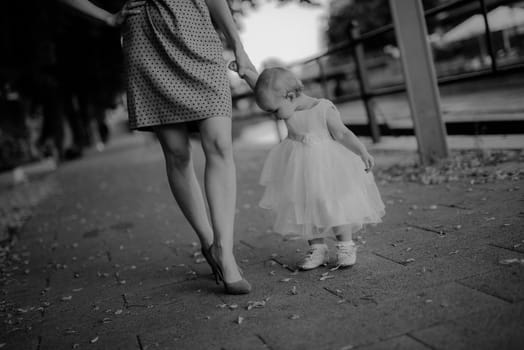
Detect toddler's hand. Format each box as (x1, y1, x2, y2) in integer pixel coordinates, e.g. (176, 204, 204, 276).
(360, 152, 375, 172)
(228, 60, 258, 90)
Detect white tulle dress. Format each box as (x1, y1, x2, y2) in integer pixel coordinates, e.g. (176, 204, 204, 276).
(259, 99, 385, 238)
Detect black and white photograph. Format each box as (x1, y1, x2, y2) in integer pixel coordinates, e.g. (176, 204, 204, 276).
(1, 0, 523, 349)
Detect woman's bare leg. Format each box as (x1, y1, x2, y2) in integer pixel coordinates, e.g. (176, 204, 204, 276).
(199, 117, 242, 283)
(154, 125, 213, 249)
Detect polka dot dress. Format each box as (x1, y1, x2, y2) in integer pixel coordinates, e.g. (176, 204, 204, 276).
(121, 0, 232, 130)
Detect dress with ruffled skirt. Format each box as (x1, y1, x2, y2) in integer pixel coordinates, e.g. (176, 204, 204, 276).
(259, 99, 385, 238)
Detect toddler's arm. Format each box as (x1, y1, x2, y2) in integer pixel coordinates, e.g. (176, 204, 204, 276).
(228, 61, 258, 90)
(325, 103, 375, 171)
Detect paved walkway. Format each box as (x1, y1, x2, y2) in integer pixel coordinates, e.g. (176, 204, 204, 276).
(1, 133, 523, 350)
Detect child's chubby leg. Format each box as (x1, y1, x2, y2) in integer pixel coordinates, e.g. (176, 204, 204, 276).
(298, 237, 329, 271)
(333, 225, 357, 268)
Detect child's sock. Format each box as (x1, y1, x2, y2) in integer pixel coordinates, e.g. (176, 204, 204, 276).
(335, 240, 356, 267)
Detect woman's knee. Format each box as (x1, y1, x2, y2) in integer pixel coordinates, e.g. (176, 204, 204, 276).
(156, 130, 192, 168)
(202, 135, 233, 160)
(199, 117, 233, 160)
(165, 145, 191, 168)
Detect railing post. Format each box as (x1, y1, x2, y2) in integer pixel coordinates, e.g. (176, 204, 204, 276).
(389, 0, 448, 164)
(348, 21, 381, 143)
(316, 59, 330, 99)
(479, 0, 497, 72)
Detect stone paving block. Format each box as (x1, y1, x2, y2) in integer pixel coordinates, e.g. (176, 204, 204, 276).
(40, 291, 124, 332)
(488, 225, 524, 254)
(370, 234, 470, 265)
(410, 302, 524, 350)
(458, 264, 524, 303)
(356, 335, 431, 350)
(252, 282, 507, 350)
(1, 274, 47, 307)
(86, 279, 226, 336)
(141, 326, 270, 350)
(0, 331, 40, 350)
(240, 232, 303, 262)
(84, 283, 253, 349)
(334, 254, 498, 305)
(39, 331, 139, 350)
(370, 235, 515, 270)
(40, 262, 129, 305)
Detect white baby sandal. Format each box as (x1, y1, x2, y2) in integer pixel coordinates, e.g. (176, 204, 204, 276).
(335, 241, 357, 268)
(298, 244, 329, 270)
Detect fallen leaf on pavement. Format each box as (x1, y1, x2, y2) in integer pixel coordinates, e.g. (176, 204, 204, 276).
(246, 300, 266, 310)
(340, 345, 354, 350)
(319, 274, 334, 281)
(499, 258, 524, 265)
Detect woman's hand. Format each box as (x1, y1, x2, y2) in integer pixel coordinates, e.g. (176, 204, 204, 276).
(234, 47, 257, 79)
(360, 151, 375, 172)
(106, 0, 146, 27)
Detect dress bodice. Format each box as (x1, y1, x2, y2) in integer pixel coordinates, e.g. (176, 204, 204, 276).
(285, 99, 333, 144)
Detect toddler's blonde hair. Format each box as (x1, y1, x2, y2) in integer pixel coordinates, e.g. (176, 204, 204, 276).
(254, 67, 304, 111)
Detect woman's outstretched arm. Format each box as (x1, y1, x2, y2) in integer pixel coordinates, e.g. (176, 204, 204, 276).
(58, 0, 145, 27)
(205, 0, 257, 79)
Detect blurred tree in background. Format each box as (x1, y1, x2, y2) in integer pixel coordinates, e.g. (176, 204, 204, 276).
(0, 0, 124, 169)
(325, 0, 443, 51)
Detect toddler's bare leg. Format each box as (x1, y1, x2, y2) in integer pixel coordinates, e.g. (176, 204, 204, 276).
(333, 225, 353, 242)
(333, 225, 356, 267)
(308, 238, 325, 246)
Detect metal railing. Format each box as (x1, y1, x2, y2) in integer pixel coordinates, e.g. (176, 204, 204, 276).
(232, 0, 524, 141)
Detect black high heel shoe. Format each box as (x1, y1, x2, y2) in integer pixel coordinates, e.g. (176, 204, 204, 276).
(209, 246, 251, 295)
(201, 244, 220, 284)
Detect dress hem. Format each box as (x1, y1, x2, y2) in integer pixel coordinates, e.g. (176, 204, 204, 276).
(129, 114, 232, 132)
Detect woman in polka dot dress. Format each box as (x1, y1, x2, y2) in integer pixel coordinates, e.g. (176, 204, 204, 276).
(59, 0, 256, 294)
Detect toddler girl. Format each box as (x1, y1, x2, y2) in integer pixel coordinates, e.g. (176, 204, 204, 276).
(241, 66, 385, 270)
